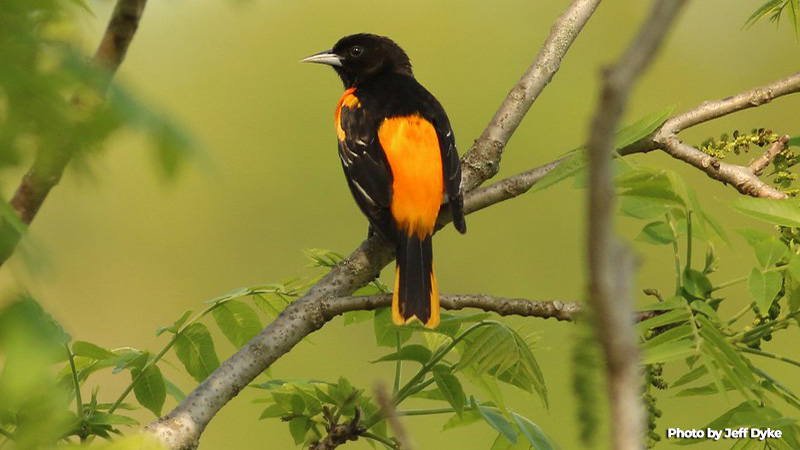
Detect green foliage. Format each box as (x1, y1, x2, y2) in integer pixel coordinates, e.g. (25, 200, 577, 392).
(531, 106, 673, 193)
(746, 0, 800, 36)
(0, 0, 195, 177)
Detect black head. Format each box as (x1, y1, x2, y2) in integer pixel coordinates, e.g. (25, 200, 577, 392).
(301, 34, 413, 87)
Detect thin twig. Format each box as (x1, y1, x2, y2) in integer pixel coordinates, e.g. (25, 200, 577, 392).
(586, 1, 686, 449)
(750, 135, 790, 176)
(0, 0, 149, 266)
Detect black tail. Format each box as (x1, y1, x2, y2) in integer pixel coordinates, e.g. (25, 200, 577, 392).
(393, 233, 439, 328)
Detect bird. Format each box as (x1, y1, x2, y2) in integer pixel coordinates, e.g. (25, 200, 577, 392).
(302, 33, 466, 329)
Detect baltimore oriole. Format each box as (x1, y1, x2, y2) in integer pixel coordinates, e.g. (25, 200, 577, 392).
(302, 34, 466, 329)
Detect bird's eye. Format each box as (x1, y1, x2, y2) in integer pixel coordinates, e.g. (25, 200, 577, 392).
(349, 46, 364, 57)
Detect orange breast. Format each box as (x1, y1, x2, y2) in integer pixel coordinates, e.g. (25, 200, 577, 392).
(334, 87, 360, 140)
(378, 115, 444, 238)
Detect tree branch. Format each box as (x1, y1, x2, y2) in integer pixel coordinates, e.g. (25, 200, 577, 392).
(0, 0, 149, 266)
(145, 1, 602, 446)
(586, 1, 686, 450)
(659, 135, 788, 199)
(463, 71, 800, 214)
(321, 294, 581, 322)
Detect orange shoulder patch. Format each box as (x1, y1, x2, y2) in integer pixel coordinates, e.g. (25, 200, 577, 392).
(334, 88, 361, 141)
(378, 115, 444, 238)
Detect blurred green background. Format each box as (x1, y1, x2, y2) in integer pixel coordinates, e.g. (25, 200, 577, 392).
(2, 0, 800, 448)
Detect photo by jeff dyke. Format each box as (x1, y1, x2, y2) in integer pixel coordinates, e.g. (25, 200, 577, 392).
(667, 427, 783, 441)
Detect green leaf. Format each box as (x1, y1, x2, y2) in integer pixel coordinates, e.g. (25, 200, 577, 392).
(637, 308, 690, 332)
(683, 269, 713, 299)
(212, 300, 262, 348)
(442, 407, 483, 431)
(432, 366, 466, 416)
(132, 363, 166, 416)
(788, 135, 800, 147)
(512, 412, 554, 450)
(636, 221, 676, 245)
(732, 197, 800, 227)
(491, 433, 530, 450)
(164, 377, 186, 402)
(675, 383, 726, 397)
(529, 151, 587, 193)
(620, 186, 684, 219)
(373, 308, 412, 347)
(615, 106, 674, 148)
(736, 228, 775, 247)
(786, 273, 800, 313)
(72, 341, 116, 360)
(754, 238, 789, 269)
(789, 254, 800, 280)
(86, 412, 140, 427)
(641, 338, 696, 365)
(259, 403, 285, 419)
(690, 301, 721, 324)
(748, 268, 783, 313)
(288, 416, 310, 445)
(672, 365, 708, 388)
(156, 310, 192, 336)
(479, 406, 517, 444)
(173, 323, 220, 383)
(641, 324, 693, 351)
(342, 310, 373, 325)
(746, 0, 784, 27)
(456, 323, 547, 407)
(696, 315, 754, 386)
(372, 345, 432, 365)
(639, 296, 686, 311)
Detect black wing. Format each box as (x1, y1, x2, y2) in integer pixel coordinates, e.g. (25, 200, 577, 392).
(420, 98, 466, 235)
(434, 117, 466, 234)
(337, 102, 397, 242)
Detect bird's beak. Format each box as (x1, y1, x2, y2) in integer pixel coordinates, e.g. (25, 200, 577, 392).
(300, 50, 343, 67)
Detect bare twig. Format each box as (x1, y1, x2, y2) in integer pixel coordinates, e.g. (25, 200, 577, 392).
(0, 0, 149, 266)
(375, 384, 413, 450)
(145, 1, 602, 448)
(750, 135, 789, 176)
(586, 1, 686, 450)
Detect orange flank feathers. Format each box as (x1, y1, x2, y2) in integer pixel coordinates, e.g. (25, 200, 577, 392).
(378, 115, 444, 238)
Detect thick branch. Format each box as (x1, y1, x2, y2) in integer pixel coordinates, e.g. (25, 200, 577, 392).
(146, 3, 603, 445)
(586, 2, 686, 450)
(0, 0, 148, 266)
